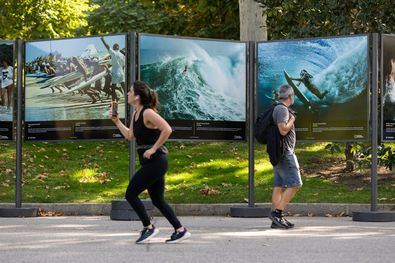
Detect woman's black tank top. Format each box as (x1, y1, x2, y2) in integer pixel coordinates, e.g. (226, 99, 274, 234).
(133, 107, 160, 146)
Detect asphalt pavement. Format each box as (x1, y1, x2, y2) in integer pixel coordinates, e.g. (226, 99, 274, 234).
(0, 216, 394, 263)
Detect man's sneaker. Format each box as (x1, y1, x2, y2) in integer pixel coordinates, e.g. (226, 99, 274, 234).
(135, 226, 159, 244)
(270, 222, 285, 229)
(268, 211, 289, 229)
(283, 217, 295, 228)
(165, 228, 191, 244)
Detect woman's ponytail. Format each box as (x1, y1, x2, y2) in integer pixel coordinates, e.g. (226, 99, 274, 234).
(133, 80, 160, 111)
(149, 88, 159, 112)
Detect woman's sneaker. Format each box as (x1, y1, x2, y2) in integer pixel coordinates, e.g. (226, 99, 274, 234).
(165, 228, 191, 244)
(135, 226, 159, 244)
(271, 222, 284, 229)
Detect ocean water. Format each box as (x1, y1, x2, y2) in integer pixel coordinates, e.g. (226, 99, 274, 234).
(257, 36, 368, 113)
(140, 38, 246, 121)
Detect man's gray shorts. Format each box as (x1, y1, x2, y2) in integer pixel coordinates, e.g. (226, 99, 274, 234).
(273, 153, 303, 188)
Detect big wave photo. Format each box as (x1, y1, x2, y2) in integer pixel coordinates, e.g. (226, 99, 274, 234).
(140, 35, 246, 122)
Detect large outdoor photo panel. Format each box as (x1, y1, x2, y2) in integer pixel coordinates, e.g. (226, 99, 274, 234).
(139, 34, 247, 141)
(381, 34, 395, 141)
(24, 34, 127, 141)
(0, 40, 15, 140)
(257, 35, 369, 141)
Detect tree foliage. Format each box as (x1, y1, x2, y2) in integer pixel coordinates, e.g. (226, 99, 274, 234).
(255, 0, 395, 39)
(0, 0, 239, 40)
(0, 0, 91, 40)
(87, 0, 164, 35)
(87, 0, 240, 39)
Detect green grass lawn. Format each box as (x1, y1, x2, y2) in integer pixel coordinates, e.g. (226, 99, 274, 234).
(0, 140, 394, 203)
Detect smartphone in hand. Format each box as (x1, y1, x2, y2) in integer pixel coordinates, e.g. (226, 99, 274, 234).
(111, 101, 118, 117)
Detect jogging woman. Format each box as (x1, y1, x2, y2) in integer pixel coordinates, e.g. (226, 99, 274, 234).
(111, 80, 191, 244)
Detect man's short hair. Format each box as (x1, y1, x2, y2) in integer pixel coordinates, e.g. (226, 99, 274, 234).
(278, 84, 294, 99)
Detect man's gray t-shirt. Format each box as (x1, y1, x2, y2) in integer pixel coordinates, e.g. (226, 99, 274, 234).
(272, 104, 296, 154)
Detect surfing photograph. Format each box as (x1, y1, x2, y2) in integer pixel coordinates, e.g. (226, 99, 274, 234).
(257, 35, 369, 141)
(139, 35, 247, 141)
(0, 40, 14, 140)
(382, 34, 395, 141)
(139, 35, 246, 122)
(25, 34, 127, 122)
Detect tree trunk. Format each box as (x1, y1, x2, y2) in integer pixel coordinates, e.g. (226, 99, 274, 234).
(239, 0, 267, 41)
(344, 142, 354, 172)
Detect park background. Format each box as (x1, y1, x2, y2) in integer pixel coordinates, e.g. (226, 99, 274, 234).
(0, 0, 394, 204)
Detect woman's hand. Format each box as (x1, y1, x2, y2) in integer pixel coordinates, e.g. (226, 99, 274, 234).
(109, 104, 119, 123)
(143, 148, 156, 159)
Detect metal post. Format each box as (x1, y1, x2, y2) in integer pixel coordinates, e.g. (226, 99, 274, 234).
(129, 127, 136, 179)
(0, 39, 38, 217)
(16, 38, 23, 208)
(129, 33, 136, 180)
(248, 41, 255, 207)
(353, 33, 395, 221)
(371, 33, 378, 212)
(230, 41, 270, 217)
(111, 33, 150, 221)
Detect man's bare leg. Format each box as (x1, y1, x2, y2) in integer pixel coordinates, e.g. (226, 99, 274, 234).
(277, 187, 300, 211)
(272, 187, 283, 209)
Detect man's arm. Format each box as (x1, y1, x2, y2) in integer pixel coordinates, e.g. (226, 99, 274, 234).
(277, 114, 295, 136)
(274, 106, 295, 136)
(101, 37, 110, 50)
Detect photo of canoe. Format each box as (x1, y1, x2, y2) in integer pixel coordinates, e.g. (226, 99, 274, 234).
(25, 35, 127, 122)
(0, 41, 14, 123)
(257, 36, 369, 141)
(140, 35, 246, 122)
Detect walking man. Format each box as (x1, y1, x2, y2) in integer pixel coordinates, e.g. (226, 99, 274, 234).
(269, 84, 303, 229)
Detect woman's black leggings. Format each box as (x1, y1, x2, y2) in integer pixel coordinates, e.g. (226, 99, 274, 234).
(125, 153, 182, 230)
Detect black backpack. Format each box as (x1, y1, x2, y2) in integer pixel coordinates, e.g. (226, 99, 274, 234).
(254, 103, 280, 144)
(254, 103, 286, 166)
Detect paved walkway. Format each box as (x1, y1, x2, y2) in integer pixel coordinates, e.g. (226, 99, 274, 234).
(0, 216, 394, 263)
